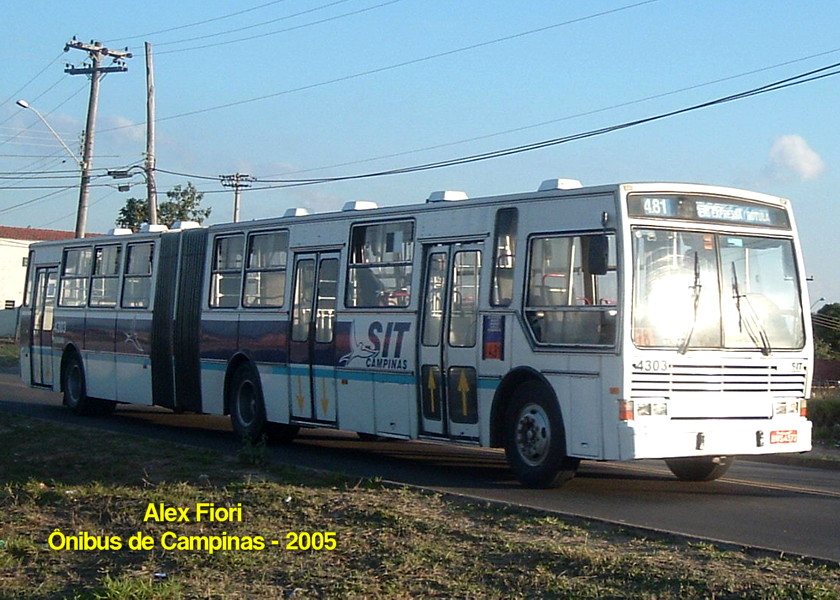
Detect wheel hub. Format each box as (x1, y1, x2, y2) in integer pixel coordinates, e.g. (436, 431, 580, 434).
(515, 403, 551, 466)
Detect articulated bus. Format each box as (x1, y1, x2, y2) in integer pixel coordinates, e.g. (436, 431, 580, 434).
(17, 179, 813, 487)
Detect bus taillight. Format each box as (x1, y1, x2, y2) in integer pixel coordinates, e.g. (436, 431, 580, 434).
(619, 400, 634, 421)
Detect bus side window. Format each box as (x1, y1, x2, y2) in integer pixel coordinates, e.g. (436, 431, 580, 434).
(491, 208, 517, 307)
(210, 234, 244, 308)
(526, 233, 617, 346)
(243, 230, 288, 308)
(90, 244, 122, 307)
(59, 247, 92, 307)
(121, 242, 154, 308)
(346, 221, 414, 308)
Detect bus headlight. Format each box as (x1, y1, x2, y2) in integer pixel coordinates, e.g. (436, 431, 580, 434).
(621, 399, 669, 420)
(636, 400, 669, 417)
(773, 399, 800, 416)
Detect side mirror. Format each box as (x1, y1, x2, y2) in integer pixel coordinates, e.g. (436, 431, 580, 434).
(586, 235, 609, 276)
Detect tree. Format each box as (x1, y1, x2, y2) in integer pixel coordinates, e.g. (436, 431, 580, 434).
(813, 303, 840, 359)
(115, 182, 211, 231)
(115, 198, 148, 231)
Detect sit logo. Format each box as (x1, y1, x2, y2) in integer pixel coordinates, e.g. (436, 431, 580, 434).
(340, 320, 411, 371)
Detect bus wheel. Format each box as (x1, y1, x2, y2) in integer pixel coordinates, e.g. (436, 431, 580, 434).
(61, 353, 109, 416)
(665, 456, 734, 481)
(503, 381, 580, 488)
(229, 363, 267, 443)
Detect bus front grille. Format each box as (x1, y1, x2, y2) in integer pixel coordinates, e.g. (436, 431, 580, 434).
(630, 363, 806, 398)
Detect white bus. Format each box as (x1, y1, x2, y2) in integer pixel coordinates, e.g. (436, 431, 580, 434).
(17, 179, 813, 487)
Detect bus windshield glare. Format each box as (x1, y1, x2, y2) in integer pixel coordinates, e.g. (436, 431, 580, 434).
(631, 228, 804, 352)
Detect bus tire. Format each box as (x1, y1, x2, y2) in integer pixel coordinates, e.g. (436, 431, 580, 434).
(229, 363, 268, 443)
(665, 456, 734, 481)
(61, 353, 102, 416)
(503, 381, 579, 488)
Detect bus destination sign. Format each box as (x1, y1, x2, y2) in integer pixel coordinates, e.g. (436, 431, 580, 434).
(627, 194, 790, 229)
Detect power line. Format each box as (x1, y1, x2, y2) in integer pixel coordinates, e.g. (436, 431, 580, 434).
(100, 0, 664, 131)
(0, 168, 81, 175)
(152, 0, 355, 50)
(155, 0, 402, 55)
(813, 314, 840, 331)
(111, 0, 290, 43)
(0, 180, 112, 191)
(0, 81, 89, 148)
(265, 46, 840, 179)
(0, 186, 76, 215)
(0, 173, 87, 180)
(13, 48, 840, 204)
(157, 59, 836, 190)
(0, 51, 65, 112)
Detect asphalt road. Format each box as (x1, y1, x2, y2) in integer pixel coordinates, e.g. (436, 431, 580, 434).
(2, 372, 839, 562)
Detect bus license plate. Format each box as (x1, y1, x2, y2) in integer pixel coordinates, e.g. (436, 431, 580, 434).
(769, 430, 798, 444)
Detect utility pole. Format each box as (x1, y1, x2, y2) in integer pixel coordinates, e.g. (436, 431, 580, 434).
(220, 173, 255, 222)
(65, 38, 132, 237)
(144, 42, 158, 225)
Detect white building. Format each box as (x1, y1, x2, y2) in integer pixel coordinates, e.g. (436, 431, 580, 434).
(0, 226, 76, 309)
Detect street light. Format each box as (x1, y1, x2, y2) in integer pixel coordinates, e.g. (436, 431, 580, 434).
(16, 99, 89, 237)
(16, 100, 82, 167)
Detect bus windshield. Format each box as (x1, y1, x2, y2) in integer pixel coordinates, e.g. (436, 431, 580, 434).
(631, 228, 804, 352)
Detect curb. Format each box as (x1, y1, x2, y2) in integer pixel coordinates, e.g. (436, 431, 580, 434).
(745, 450, 840, 470)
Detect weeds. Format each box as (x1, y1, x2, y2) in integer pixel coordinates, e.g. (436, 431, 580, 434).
(1, 413, 839, 599)
(236, 434, 268, 467)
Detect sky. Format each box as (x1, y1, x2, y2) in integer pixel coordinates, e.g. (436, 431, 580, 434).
(2, 0, 840, 302)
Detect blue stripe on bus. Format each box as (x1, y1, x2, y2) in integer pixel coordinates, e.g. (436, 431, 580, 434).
(477, 377, 499, 391)
(198, 358, 498, 391)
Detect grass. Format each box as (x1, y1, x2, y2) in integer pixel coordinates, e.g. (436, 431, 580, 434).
(0, 338, 17, 369)
(1, 414, 840, 600)
(809, 392, 840, 446)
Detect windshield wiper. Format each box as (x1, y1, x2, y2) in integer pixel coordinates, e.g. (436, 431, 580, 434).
(731, 262, 772, 355)
(678, 251, 702, 354)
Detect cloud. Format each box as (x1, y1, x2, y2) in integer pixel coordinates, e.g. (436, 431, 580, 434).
(101, 115, 145, 144)
(768, 134, 825, 181)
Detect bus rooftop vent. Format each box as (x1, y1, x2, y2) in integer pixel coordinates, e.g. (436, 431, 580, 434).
(171, 221, 201, 230)
(538, 178, 583, 191)
(342, 200, 378, 211)
(139, 223, 169, 233)
(283, 207, 310, 217)
(426, 190, 468, 203)
(107, 228, 133, 236)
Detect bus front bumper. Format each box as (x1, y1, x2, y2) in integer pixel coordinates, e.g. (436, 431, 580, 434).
(617, 416, 813, 460)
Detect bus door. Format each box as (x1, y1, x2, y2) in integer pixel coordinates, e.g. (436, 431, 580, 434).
(30, 266, 58, 386)
(289, 252, 340, 423)
(418, 243, 482, 440)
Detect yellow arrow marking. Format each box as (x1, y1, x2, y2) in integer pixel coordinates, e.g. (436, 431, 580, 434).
(457, 370, 471, 416)
(426, 368, 437, 414)
(295, 375, 305, 412)
(320, 377, 329, 415)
